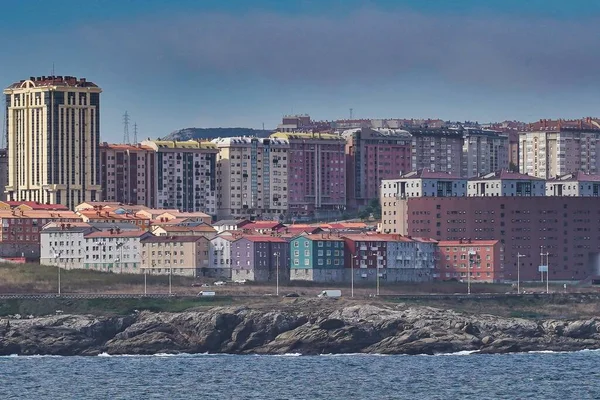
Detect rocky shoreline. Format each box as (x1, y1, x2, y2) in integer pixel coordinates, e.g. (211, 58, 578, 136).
(1, 300, 600, 356)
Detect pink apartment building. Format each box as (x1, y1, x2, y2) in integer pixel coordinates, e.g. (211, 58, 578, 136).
(271, 132, 346, 219)
(344, 128, 412, 208)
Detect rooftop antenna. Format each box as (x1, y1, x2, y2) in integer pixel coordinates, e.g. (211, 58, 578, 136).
(350, 108, 354, 120)
(123, 111, 130, 144)
(133, 122, 138, 144)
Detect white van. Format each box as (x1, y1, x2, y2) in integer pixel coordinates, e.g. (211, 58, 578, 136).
(318, 290, 342, 298)
(198, 291, 216, 297)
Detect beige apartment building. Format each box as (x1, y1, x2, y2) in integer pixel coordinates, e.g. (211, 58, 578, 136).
(141, 140, 218, 216)
(519, 119, 600, 179)
(140, 235, 210, 276)
(212, 137, 289, 220)
(4, 76, 102, 209)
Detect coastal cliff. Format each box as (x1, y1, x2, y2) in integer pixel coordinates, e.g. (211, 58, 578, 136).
(1, 299, 600, 356)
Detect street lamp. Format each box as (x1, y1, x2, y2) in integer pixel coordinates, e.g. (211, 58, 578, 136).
(351, 255, 358, 298)
(516, 253, 526, 294)
(116, 242, 124, 274)
(54, 251, 62, 296)
(467, 250, 476, 295)
(274, 252, 280, 296)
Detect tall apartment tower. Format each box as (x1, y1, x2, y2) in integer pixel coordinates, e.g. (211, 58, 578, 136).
(99, 143, 156, 207)
(141, 140, 218, 216)
(519, 119, 600, 179)
(212, 137, 289, 220)
(343, 128, 412, 208)
(409, 128, 464, 175)
(271, 132, 346, 220)
(461, 129, 509, 178)
(4, 76, 102, 209)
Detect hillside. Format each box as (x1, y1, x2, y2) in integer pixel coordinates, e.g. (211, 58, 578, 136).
(163, 127, 272, 141)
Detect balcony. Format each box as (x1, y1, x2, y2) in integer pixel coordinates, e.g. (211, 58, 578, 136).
(371, 247, 378, 251)
(359, 246, 367, 251)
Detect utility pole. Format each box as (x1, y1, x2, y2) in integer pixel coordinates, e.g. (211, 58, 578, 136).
(274, 252, 280, 296)
(133, 122, 138, 144)
(540, 246, 549, 293)
(517, 253, 526, 294)
(468, 250, 476, 295)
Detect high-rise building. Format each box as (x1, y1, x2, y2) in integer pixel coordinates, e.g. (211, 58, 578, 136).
(409, 128, 464, 174)
(343, 128, 412, 208)
(4, 76, 102, 209)
(461, 129, 509, 178)
(212, 137, 289, 220)
(519, 119, 600, 179)
(0, 149, 7, 201)
(271, 132, 346, 219)
(99, 143, 156, 207)
(141, 140, 218, 215)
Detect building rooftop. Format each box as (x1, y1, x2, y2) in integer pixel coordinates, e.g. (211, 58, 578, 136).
(88, 222, 142, 231)
(212, 219, 247, 226)
(341, 127, 412, 139)
(100, 143, 154, 152)
(547, 171, 600, 183)
(342, 234, 403, 242)
(241, 221, 284, 230)
(157, 224, 216, 233)
(470, 170, 544, 181)
(5, 76, 99, 90)
(0, 210, 80, 219)
(406, 127, 464, 138)
(400, 168, 462, 180)
(42, 222, 94, 233)
(236, 235, 287, 243)
(271, 132, 345, 141)
(141, 235, 204, 243)
(438, 239, 499, 246)
(301, 234, 346, 242)
(142, 139, 218, 150)
(1, 201, 69, 211)
(523, 118, 600, 132)
(212, 137, 289, 147)
(85, 230, 150, 238)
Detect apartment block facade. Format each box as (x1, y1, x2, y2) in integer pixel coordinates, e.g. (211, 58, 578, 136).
(461, 129, 509, 178)
(467, 171, 545, 197)
(410, 128, 464, 174)
(399, 196, 600, 281)
(546, 172, 600, 197)
(271, 132, 346, 219)
(343, 128, 412, 208)
(140, 235, 210, 277)
(142, 140, 218, 215)
(99, 143, 156, 207)
(289, 234, 345, 282)
(230, 236, 289, 282)
(435, 239, 503, 282)
(519, 119, 600, 179)
(4, 76, 102, 209)
(212, 137, 289, 220)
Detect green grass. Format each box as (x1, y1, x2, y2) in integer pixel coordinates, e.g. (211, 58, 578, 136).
(0, 296, 234, 317)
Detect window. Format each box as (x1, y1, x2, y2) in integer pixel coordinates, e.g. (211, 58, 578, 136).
(318, 241, 324, 247)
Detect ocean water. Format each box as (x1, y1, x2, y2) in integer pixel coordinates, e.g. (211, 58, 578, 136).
(1, 351, 600, 399)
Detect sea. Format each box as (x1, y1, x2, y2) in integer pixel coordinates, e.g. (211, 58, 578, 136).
(1, 351, 599, 399)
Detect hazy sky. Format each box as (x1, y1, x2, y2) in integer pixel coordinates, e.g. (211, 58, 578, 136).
(2, 0, 600, 142)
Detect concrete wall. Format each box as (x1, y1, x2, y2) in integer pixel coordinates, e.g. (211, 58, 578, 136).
(291, 268, 345, 283)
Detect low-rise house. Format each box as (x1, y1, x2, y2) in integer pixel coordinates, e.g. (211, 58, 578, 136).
(212, 219, 247, 233)
(83, 229, 152, 273)
(343, 234, 388, 283)
(78, 209, 151, 230)
(208, 235, 237, 279)
(230, 236, 289, 282)
(0, 209, 81, 259)
(40, 222, 97, 268)
(435, 239, 503, 282)
(140, 235, 210, 277)
(239, 221, 286, 235)
(289, 234, 345, 282)
(151, 223, 217, 239)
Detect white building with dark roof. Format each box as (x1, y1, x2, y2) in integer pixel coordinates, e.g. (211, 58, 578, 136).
(467, 170, 545, 197)
(546, 171, 600, 197)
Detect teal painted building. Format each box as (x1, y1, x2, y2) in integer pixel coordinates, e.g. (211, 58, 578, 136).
(289, 234, 345, 282)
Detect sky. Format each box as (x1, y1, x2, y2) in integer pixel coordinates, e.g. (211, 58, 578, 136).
(2, 0, 600, 142)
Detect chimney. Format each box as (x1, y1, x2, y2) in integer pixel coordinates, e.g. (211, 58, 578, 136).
(66, 223, 71, 229)
(96, 211, 101, 217)
(110, 228, 114, 235)
(105, 211, 109, 217)
(61, 223, 65, 230)
(116, 227, 121, 234)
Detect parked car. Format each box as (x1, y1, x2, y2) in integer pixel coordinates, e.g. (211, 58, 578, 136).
(284, 293, 299, 298)
(317, 290, 342, 298)
(214, 281, 226, 286)
(234, 279, 247, 284)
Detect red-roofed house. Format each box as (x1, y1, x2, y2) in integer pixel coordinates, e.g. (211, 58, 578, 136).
(230, 235, 289, 282)
(0, 201, 69, 211)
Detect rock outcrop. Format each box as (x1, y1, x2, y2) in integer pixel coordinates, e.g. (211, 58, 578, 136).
(2, 301, 600, 356)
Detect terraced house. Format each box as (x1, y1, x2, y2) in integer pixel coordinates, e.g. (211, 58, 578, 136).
(289, 234, 345, 282)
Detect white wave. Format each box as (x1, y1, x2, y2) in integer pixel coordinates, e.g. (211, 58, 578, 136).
(435, 350, 480, 356)
(319, 353, 392, 357)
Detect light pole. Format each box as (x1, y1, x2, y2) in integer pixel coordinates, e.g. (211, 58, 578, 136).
(540, 246, 549, 293)
(144, 268, 147, 296)
(116, 242, 124, 273)
(351, 255, 357, 298)
(274, 252, 280, 296)
(169, 267, 172, 295)
(517, 253, 526, 294)
(114, 257, 120, 275)
(376, 253, 380, 296)
(54, 251, 62, 296)
(467, 250, 476, 295)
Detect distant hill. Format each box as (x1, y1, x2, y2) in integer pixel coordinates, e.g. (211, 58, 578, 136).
(162, 128, 272, 141)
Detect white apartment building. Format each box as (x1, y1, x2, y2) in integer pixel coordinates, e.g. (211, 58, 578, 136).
(461, 129, 509, 178)
(208, 235, 236, 278)
(467, 171, 545, 197)
(212, 137, 289, 220)
(40, 223, 96, 268)
(83, 230, 151, 273)
(546, 172, 600, 197)
(519, 120, 600, 179)
(142, 140, 218, 216)
(381, 169, 467, 199)
(4, 76, 102, 209)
